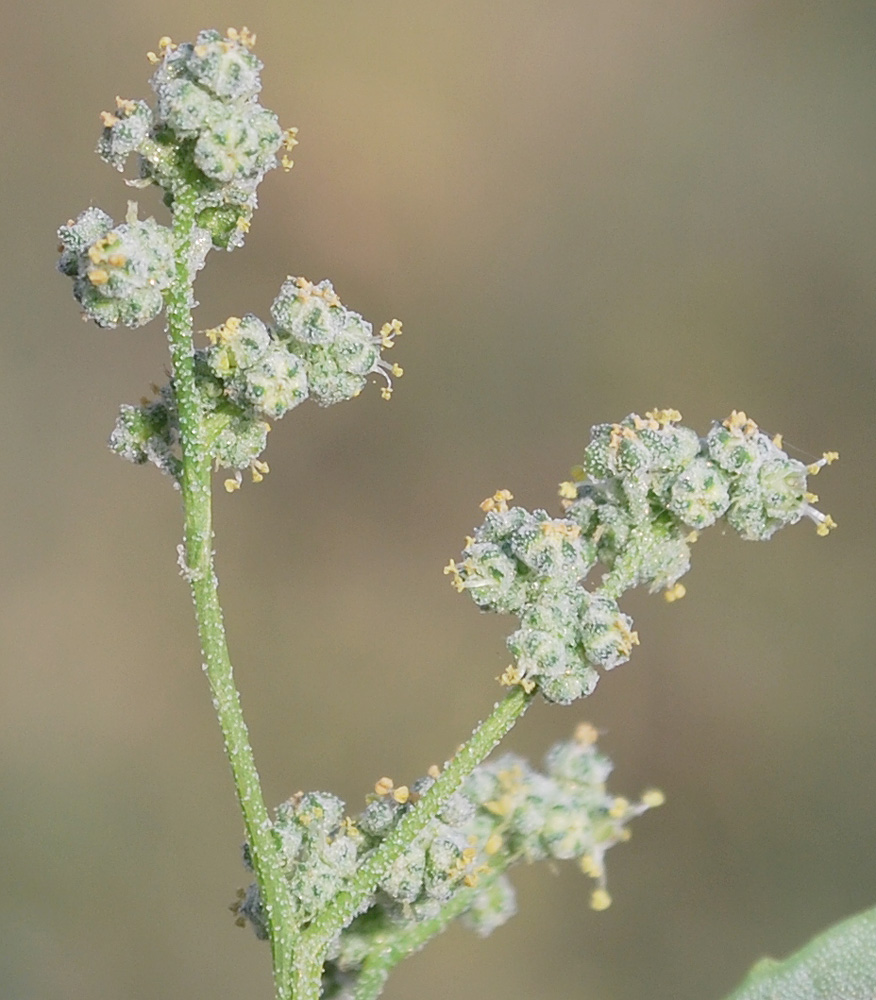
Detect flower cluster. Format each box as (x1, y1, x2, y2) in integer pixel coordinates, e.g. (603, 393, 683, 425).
(57, 203, 209, 329)
(58, 28, 293, 329)
(447, 411, 836, 703)
(100, 27, 291, 249)
(109, 278, 402, 488)
(234, 724, 662, 998)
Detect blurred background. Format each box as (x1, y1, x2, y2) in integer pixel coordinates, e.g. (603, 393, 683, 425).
(2, 2, 874, 998)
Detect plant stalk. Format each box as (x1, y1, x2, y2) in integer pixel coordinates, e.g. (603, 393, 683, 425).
(165, 189, 296, 999)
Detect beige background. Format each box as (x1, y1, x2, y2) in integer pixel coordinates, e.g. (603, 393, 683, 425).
(3, 2, 875, 998)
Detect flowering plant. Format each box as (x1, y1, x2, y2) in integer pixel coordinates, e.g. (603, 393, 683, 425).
(59, 27, 869, 1000)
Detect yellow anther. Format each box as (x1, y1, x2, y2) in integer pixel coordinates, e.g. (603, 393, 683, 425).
(480, 489, 513, 514)
(237, 217, 251, 233)
(483, 799, 508, 817)
(380, 386, 393, 400)
(87, 268, 109, 286)
(824, 451, 839, 464)
(609, 797, 630, 819)
(498, 664, 535, 693)
(107, 253, 126, 267)
(641, 788, 666, 808)
(558, 481, 578, 500)
(229, 26, 257, 47)
(380, 319, 403, 347)
(100, 111, 119, 128)
(805, 492, 818, 503)
(427, 764, 441, 779)
(463, 873, 479, 888)
(224, 478, 241, 493)
(391, 363, 404, 377)
(194, 44, 208, 57)
(579, 854, 603, 878)
(443, 559, 464, 591)
(645, 408, 682, 426)
(590, 888, 612, 911)
(283, 127, 300, 150)
(574, 722, 599, 746)
(816, 514, 837, 537)
(115, 97, 136, 113)
(772, 433, 784, 449)
(484, 832, 503, 856)
(663, 582, 686, 603)
(281, 156, 295, 172)
(392, 785, 410, 804)
(374, 776, 394, 796)
(158, 36, 173, 50)
(146, 51, 160, 64)
(724, 410, 758, 435)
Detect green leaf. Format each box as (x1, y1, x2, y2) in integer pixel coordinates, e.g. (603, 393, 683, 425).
(723, 905, 876, 1000)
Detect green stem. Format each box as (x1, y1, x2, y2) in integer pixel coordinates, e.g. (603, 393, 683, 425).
(165, 189, 296, 999)
(291, 686, 535, 997)
(352, 867, 509, 1000)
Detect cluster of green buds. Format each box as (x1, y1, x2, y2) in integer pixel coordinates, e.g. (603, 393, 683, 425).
(58, 28, 289, 330)
(446, 411, 836, 705)
(57, 202, 209, 329)
(57, 28, 403, 488)
(108, 279, 402, 489)
(99, 27, 294, 249)
(233, 724, 662, 997)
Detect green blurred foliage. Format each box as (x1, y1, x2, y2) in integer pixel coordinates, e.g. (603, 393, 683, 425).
(3, 3, 875, 999)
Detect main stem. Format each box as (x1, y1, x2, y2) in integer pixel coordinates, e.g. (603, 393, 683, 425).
(165, 190, 296, 1000)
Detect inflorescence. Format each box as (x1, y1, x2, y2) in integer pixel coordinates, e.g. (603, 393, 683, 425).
(234, 723, 663, 999)
(445, 410, 837, 705)
(57, 28, 402, 489)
